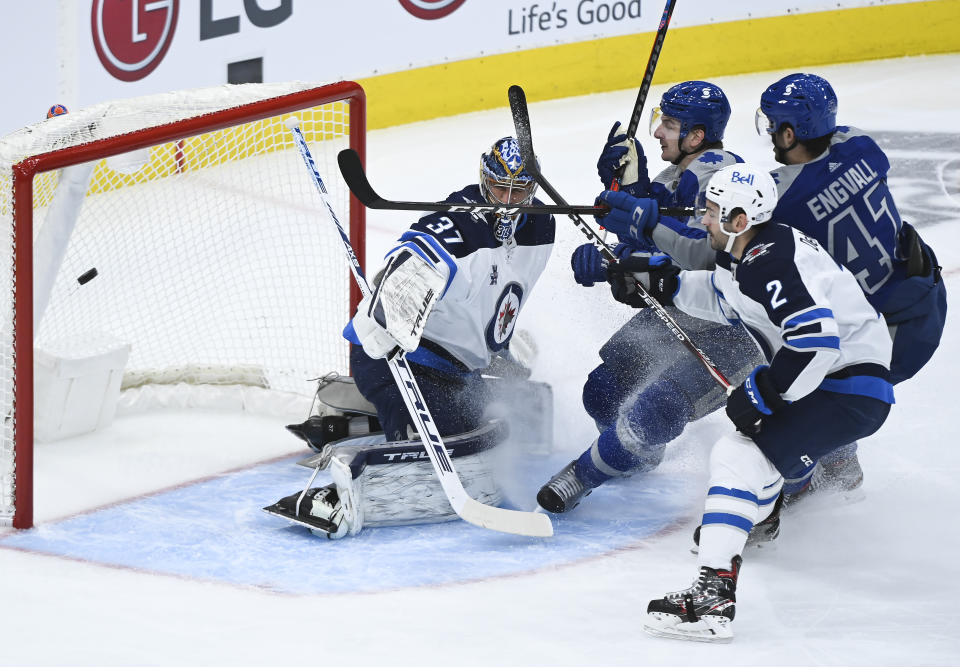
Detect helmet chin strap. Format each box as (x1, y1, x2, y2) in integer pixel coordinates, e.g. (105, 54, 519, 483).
(723, 229, 738, 253)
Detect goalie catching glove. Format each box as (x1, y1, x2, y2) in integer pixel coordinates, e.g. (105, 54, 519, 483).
(606, 254, 680, 308)
(351, 246, 449, 359)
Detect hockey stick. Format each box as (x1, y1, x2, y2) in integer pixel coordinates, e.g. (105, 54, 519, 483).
(337, 148, 692, 218)
(287, 119, 553, 538)
(508, 85, 731, 390)
(611, 0, 677, 191)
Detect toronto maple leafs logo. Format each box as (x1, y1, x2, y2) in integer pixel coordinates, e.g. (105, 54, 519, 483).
(699, 152, 724, 165)
(742, 241, 775, 265)
(485, 283, 524, 351)
(495, 137, 524, 176)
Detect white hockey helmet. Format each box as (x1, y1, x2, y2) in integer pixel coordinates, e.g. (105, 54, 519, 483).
(704, 165, 778, 225)
(701, 164, 778, 252)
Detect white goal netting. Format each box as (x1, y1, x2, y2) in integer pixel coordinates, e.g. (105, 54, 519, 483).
(0, 81, 365, 527)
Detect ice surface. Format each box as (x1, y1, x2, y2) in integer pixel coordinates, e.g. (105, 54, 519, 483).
(1, 55, 959, 665)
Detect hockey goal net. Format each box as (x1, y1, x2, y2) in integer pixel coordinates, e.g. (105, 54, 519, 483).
(0, 81, 366, 529)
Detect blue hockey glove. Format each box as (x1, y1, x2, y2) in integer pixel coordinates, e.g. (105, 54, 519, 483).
(596, 190, 660, 243)
(606, 254, 678, 308)
(596, 122, 650, 195)
(570, 243, 608, 287)
(725, 366, 787, 435)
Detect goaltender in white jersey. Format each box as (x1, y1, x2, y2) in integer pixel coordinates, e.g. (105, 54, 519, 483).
(264, 137, 556, 539)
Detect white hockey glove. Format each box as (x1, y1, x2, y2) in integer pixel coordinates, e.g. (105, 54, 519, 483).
(352, 248, 448, 359)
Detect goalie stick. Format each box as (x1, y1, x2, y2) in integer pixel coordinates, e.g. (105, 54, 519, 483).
(286, 119, 553, 538)
(508, 85, 732, 391)
(611, 0, 677, 192)
(336, 148, 693, 218)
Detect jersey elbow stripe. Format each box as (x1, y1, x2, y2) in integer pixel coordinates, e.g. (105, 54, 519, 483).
(784, 307, 835, 330)
(784, 335, 840, 350)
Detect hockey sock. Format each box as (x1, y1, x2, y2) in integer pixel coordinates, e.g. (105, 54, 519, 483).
(698, 434, 782, 569)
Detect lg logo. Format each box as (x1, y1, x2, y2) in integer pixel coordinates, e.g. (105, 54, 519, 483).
(399, 0, 467, 20)
(92, 0, 292, 82)
(92, 0, 179, 82)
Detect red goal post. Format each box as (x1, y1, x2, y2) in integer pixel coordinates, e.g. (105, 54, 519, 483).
(1, 81, 366, 529)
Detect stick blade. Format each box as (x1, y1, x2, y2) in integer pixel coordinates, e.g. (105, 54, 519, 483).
(337, 148, 383, 208)
(458, 496, 554, 537)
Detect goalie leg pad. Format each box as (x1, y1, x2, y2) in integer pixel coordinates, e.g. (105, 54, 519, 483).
(279, 420, 509, 537)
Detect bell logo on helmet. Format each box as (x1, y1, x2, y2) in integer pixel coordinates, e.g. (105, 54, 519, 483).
(730, 171, 755, 186)
(91, 0, 179, 82)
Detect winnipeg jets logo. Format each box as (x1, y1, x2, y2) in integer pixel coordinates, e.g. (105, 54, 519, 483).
(485, 283, 524, 351)
(497, 301, 517, 338)
(742, 242, 775, 265)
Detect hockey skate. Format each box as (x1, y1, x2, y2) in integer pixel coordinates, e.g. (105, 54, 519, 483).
(643, 556, 741, 643)
(785, 451, 865, 507)
(536, 460, 592, 513)
(691, 492, 783, 553)
(261, 484, 349, 539)
(286, 373, 381, 453)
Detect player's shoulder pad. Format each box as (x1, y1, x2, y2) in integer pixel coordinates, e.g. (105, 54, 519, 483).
(408, 184, 490, 258)
(688, 149, 743, 179)
(513, 196, 555, 246)
(735, 223, 798, 282)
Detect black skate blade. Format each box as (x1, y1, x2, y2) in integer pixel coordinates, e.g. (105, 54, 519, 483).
(261, 502, 338, 534)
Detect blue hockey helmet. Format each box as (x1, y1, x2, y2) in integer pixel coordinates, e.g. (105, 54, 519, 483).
(756, 73, 838, 140)
(649, 81, 731, 143)
(479, 136, 538, 207)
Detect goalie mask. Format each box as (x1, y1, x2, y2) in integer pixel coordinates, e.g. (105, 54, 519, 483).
(700, 164, 778, 253)
(479, 136, 538, 243)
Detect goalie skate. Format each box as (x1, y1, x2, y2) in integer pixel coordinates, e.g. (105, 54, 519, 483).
(261, 485, 348, 539)
(286, 372, 381, 453)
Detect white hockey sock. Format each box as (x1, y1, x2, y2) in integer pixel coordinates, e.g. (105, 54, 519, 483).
(698, 433, 782, 569)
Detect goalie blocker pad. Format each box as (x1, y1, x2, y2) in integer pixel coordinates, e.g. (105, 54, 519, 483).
(267, 419, 508, 538)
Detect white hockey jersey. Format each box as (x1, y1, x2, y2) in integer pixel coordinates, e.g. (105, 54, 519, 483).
(674, 222, 894, 403)
(350, 184, 555, 373)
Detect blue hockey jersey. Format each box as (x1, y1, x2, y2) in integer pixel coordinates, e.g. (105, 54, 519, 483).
(644, 149, 742, 270)
(771, 127, 908, 311)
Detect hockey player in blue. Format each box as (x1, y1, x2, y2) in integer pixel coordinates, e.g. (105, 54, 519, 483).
(637, 164, 893, 642)
(753, 73, 946, 496)
(537, 81, 762, 514)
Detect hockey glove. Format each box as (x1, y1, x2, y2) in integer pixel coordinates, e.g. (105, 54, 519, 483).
(570, 243, 608, 286)
(596, 121, 650, 196)
(596, 190, 660, 243)
(725, 365, 788, 435)
(606, 254, 679, 308)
